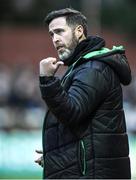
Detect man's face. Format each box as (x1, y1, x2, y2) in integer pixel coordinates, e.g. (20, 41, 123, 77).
(49, 17, 79, 61)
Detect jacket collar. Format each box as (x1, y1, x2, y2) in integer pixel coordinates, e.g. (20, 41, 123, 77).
(63, 36, 105, 66)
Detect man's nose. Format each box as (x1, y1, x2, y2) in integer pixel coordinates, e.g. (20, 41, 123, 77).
(53, 34, 60, 43)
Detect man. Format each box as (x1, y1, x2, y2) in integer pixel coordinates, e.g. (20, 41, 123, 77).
(35, 8, 131, 179)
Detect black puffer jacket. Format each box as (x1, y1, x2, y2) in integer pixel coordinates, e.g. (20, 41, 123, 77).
(40, 36, 131, 179)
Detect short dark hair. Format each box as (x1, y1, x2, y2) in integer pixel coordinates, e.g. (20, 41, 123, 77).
(44, 8, 88, 37)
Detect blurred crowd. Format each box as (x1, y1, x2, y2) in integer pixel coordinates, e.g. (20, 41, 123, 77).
(0, 63, 136, 133)
(0, 63, 44, 131)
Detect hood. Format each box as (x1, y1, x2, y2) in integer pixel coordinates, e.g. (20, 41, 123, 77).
(100, 52, 131, 85)
(82, 46, 132, 85)
(64, 36, 131, 85)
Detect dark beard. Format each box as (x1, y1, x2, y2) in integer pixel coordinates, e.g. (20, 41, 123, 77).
(59, 32, 79, 62)
(69, 32, 79, 53)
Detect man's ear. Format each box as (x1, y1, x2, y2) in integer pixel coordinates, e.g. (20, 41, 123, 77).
(75, 25, 84, 40)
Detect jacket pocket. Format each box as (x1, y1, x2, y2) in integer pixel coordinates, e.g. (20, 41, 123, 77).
(78, 139, 87, 176)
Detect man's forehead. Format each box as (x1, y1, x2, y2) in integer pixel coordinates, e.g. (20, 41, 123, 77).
(49, 17, 67, 30)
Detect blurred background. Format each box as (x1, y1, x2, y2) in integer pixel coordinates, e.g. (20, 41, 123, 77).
(0, 0, 136, 179)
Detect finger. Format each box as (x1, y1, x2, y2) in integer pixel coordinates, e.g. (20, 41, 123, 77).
(35, 159, 44, 167)
(48, 57, 57, 63)
(35, 161, 42, 167)
(34, 159, 40, 164)
(35, 159, 40, 163)
(35, 150, 43, 154)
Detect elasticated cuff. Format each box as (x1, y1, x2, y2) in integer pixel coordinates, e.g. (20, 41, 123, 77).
(39, 76, 55, 84)
(39, 76, 62, 98)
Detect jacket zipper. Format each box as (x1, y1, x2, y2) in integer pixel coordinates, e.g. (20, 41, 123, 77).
(61, 57, 81, 85)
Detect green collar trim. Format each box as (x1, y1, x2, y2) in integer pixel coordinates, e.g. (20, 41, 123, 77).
(61, 46, 124, 85)
(83, 45, 125, 59)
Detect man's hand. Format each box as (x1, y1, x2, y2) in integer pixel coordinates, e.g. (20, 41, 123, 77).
(39, 57, 64, 76)
(35, 150, 44, 168)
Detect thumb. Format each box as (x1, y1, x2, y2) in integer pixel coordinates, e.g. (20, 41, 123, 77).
(55, 61, 64, 68)
(35, 150, 43, 154)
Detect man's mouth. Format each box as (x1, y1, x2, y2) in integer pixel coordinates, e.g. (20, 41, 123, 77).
(56, 46, 65, 51)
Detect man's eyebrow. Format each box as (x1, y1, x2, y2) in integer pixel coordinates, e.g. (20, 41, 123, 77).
(49, 28, 64, 34)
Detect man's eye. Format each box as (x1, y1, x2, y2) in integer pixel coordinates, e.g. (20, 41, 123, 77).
(56, 29, 64, 34)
